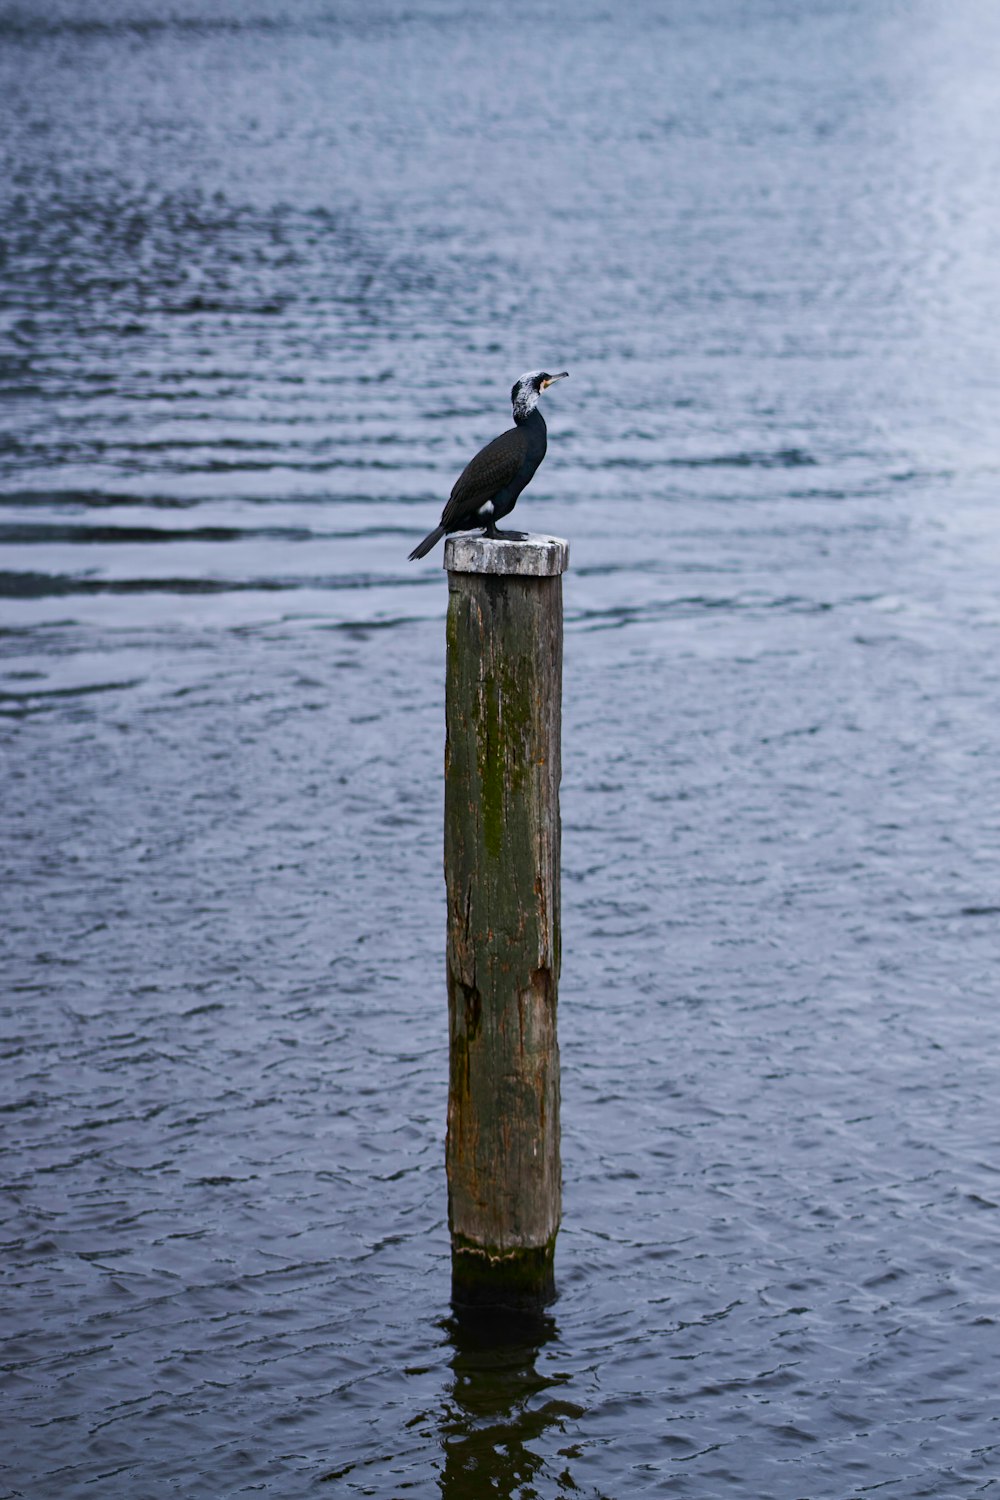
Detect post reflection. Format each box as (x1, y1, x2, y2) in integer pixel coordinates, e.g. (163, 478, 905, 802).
(438, 1308, 583, 1500)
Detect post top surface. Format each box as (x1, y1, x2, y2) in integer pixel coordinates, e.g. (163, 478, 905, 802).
(444, 532, 569, 577)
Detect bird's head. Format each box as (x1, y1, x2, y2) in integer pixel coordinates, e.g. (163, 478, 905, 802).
(511, 369, 569, 420)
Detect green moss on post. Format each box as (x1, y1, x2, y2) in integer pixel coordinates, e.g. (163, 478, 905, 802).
(444, 533, 568, 1310)
(450, 1235, 558, 1310)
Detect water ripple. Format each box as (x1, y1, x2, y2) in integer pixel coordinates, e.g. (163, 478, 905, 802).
(5, 1, 1000, 1496)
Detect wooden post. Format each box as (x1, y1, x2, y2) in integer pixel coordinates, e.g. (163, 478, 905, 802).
(443, 532, 567, 1309)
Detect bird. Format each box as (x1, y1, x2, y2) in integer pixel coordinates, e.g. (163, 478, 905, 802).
(408, 369, 568, 560)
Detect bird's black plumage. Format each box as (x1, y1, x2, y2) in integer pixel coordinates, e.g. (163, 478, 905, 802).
(408, 369, 568, 560)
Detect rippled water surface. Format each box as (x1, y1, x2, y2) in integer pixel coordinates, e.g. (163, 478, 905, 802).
(4, 2, 1000, 1495)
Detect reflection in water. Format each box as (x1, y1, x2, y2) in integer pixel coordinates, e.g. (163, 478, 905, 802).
(438, 1310, 583, 1500)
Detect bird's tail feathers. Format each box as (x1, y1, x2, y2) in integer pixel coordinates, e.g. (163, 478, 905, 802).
(408, 525, 446, 561)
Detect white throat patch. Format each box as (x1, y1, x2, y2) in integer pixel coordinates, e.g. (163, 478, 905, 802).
(512, 371, 544, 420)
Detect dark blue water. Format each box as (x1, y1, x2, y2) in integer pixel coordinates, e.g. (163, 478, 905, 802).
(4, 2, 1000, 1495)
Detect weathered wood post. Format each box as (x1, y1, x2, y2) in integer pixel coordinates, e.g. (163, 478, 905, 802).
(444, 532, 567, 1309)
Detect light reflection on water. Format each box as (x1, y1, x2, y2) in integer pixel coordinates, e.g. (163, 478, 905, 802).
(4, 2, 1000, 1496)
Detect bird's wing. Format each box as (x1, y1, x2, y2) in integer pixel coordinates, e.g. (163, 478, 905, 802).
(441, 425, 528, 526)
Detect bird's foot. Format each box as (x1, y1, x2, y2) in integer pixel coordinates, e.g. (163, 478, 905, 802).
(484, 526, 528, 542)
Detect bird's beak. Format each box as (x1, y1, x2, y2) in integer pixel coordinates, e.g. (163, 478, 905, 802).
(541, 372, 569, 389)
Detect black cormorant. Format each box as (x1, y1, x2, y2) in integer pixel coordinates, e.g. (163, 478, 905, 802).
(408, 369, 568, 560)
